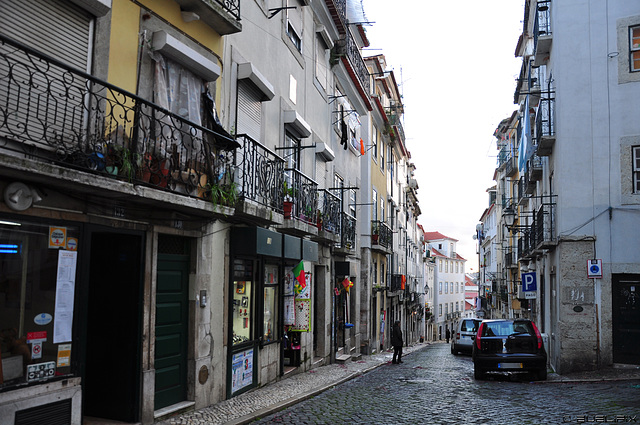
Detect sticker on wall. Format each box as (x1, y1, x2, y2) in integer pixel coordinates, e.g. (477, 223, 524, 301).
(66, 237, 78, 251)
(27, 362, 56, 382)
(34, 313, 53, 326)
(57, 344, 72, 367)
(48, 226, 67, 249)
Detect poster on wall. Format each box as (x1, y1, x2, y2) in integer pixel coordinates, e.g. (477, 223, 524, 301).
(53, 250, 77, 343)
(231, 349, 254, 394)
(284, 296, 295, 325)
(284, 270, 294, 296)
(290, 299, 311, 331)
(296, 272, 311, 299)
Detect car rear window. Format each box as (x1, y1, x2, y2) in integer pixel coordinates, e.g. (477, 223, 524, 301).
(481, 321, 533, 337)
(461, 320, 478, 332)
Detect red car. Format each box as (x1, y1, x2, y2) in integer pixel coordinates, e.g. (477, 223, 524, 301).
(472, 319, 547, 381)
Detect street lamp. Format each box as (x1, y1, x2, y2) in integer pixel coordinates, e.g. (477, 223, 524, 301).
(502, 206, 516, 230)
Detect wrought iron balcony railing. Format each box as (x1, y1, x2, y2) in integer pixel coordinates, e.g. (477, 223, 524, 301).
(210, 0, 240, 20)
(535, 197, 556, 248)
(0, 34, 236, 201)
(536, 93, 555, 156)
(324, 0, 347, 34)
(371, 220, 392, 250)
(343, 31, 371, 96)
(284, 168, 318, 225)
(235, 134, 284, 212)
(340, 212, 356, 249)
(317, 188, 341, 234)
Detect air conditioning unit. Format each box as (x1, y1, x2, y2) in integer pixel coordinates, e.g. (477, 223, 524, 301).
(315, 142, 335, 162)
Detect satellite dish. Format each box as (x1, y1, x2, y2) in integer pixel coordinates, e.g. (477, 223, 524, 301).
(4, 182, 33, 211)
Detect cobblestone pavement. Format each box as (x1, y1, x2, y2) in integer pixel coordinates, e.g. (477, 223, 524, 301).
(251, 344, 640, 425)
(159, 343, 640, 425)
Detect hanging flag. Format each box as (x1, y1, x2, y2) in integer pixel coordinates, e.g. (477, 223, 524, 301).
(518, 95, 531, 173)
(359, 138, 365, 155)
(334, 287, 340, 296)
(292, 260, 305, 294)
(341, 277, 353, 292)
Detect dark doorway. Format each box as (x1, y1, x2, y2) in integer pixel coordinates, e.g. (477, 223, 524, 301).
(84, 231, 143, 422)
(612, 274, 640, 364)
(154, 235, 190, 410)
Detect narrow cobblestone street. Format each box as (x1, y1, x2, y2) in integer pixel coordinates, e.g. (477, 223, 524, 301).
(251, 344, 640, 425)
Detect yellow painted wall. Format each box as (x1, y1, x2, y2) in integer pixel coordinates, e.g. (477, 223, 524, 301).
(108, 0, 140, 92)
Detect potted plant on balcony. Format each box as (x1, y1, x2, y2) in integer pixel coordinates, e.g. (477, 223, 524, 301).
(283, 181, 294, 219)
(371, 222, 380, 245)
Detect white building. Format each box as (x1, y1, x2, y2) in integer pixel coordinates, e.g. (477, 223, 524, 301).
(494, 0, 640, 374)
(424, 232, 467, 340)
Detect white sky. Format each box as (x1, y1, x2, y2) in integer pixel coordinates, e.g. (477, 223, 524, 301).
(363, 0, 526, 272)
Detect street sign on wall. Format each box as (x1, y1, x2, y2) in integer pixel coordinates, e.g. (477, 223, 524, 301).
(522, 272, 537, 299)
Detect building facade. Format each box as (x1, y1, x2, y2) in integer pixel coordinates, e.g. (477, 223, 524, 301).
(489, 0, 640, 374)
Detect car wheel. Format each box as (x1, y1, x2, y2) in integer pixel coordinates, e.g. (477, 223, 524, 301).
(537, 367, 547, 381)
(474, 367, 484, 380)
(451, 345, 458, 355)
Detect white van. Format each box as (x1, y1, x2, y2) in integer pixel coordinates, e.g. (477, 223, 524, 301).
(450, 318, 480, 355)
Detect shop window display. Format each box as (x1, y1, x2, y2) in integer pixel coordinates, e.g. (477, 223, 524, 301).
(0, 220, 79, 389)
(232, 259, 253, 346)
(263, 264, 279, 343)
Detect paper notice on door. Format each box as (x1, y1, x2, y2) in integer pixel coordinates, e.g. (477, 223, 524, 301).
(54, 251, 77, 343)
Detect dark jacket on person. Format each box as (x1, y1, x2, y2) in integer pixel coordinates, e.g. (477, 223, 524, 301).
(391, 322, 403, 347)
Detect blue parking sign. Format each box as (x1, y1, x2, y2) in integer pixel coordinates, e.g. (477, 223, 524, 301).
(522, 272, 537, 292)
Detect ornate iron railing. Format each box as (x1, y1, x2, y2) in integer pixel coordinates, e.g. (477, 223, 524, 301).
(340, 212, 356, 249)
(534, 1, 552, 49)
(235, 134, 284, 211)
(371, 220, 392, 249)
(536, 94, 555, 141)
(210, 0, 241, 21)
(284, 168, 318, 224)
(317, 188, 341, 233)
(324, 0, 347, 34)
(535, 196, 556, 247)
(0, 34, 235, 200)
(343, 31, 371, 96)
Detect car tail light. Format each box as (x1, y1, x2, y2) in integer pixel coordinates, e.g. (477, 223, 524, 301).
(456, 332, 460, 339)
(532, 321, 543, 349)
(476, 322, 484, 350)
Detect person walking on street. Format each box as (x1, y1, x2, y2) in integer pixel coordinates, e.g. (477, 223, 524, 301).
(446, 328, 450, 343)
(391, 320, 403, 364)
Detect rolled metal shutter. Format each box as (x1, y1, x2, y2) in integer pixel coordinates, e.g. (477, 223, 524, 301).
(0, 0, 92, 72)
(237, 80, 262, 142)
(0, 0, 93, 151)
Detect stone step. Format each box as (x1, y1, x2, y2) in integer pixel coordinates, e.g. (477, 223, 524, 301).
(335, 354, 351, 363)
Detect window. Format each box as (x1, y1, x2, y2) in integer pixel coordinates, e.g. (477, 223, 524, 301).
(372, 260, 378, 285)
(439, 260, 442, 273)
(372, 189, 378, 221)
(445, 303, 448, 316)
(634, 146, 640, 193)
(233, 260, 253, 345)
(372, 128, 378, 161)
(263, 264, 279, 343)
(439, 304, 443, 316)
(380, 138, 385, 171)
(380, 199, 385, 223)
(631, 26, 640, 72)
(0, 220, 80, 390)
(450, 282, 454, 293)
(456, 302, 459, 312)
(286, 0, 302, 53)
(315, 36, 328, 89)
(445, 282, 448, 294)
(381, 262, 385, 286)
(349, 188, 356, 218)
(439, 281, 442, 294)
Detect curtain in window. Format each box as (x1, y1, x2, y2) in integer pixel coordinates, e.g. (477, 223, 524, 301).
(151, 53, 204, 166)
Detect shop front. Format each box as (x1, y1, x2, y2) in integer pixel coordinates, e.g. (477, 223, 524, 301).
(228, 228, 317, 397)
(0, 213, 145, 424)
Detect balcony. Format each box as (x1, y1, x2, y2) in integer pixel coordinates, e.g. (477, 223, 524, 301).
(280, 168, 319, 237)
(534, 197, 557, 250)
(371, 220, 392, 253)
(324, 0, 347, 34)
(0, 34, 236, 217)
(334, 31, 371, 109)
(536, 94, 555, 156)
(517, 228, 535, 260)
(533, 1, 552, 66)
(313, 189, 341, 244)
(334, 212, 356, 253)
(173, 0, 241, 35)
(234, 134, 285, 224)
(505, 250, 517, 269)
(528, 154, 543, 182)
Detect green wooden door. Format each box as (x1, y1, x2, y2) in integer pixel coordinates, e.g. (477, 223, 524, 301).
(155, 238, 190, 410)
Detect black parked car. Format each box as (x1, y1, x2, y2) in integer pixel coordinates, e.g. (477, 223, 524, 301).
(472, 319, 547, 380)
